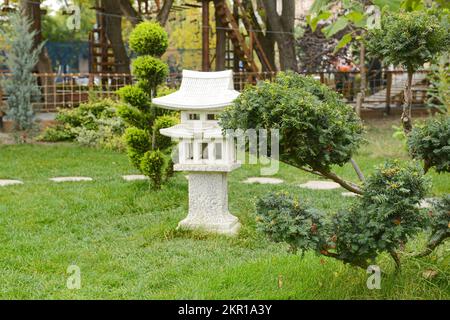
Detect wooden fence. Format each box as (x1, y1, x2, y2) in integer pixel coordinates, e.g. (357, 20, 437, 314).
(0, 70, 431, 113)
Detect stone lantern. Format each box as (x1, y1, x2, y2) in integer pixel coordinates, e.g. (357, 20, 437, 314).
(152, 70, 241, 235)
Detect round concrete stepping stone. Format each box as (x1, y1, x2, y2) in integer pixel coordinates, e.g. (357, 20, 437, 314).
(122, 175, 149, 181)
(50, 177, 93, 183)
(342, 192, 359, 197)
(299, 181, 341, 190)
(0, 179, 23, 187)
(243, 177, 284, 184)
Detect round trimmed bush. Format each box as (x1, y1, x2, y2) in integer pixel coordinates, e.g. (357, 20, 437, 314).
(141, 150, 166, 189)
(116, 85, 150, 112)
(129, 21, 168, 57)
(132, 56, 169, 91)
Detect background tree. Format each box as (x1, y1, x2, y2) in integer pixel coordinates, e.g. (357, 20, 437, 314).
(261, 0, 298, 71)
(365, 9, 449, 132)
(0, 12, 44, 138)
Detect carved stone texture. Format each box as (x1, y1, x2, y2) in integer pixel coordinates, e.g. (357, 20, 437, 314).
(178, 172, 241, 235)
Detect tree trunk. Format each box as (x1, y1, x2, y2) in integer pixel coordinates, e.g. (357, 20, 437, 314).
(248, 0, 276, 71)
(120, 0, 142, 26)
(103, 0, 130, 74)
(20, 0, 55, 106)
(214, 0, 226, 71)
(157, 0, 175, 26)
(359, 42, 366, 100)
(402, 68, 414, 133)
(261, 0, 298, 72)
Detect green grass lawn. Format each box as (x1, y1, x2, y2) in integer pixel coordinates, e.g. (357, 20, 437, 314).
(0, 118, 448, 299)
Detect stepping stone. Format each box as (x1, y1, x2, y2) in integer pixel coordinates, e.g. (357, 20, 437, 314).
(50, 177, 93, 183)
(299, 181, 341, 190)
(122, 175, 149, 181)
(342, 192, 359, 197)
(0, 179, 23, 187)
(243, 177, 284, 184)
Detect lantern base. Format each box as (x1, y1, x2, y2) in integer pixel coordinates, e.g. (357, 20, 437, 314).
(177, 172, 241, 236)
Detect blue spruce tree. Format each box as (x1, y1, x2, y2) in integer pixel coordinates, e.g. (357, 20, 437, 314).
(1, 12, 44, 134)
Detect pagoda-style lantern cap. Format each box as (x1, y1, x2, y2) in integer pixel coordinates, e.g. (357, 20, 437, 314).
(152, 70, 240, 111)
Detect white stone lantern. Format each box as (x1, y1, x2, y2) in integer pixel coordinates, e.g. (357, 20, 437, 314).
(152, 70, 241, 235)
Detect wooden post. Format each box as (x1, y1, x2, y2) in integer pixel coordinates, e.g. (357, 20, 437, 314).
(202, 0, 210, 71)
(386, 71, 392, 115)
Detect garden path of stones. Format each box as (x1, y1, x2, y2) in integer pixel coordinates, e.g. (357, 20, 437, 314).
(0, 176, 358, 198)
(1, 176, 433, 204)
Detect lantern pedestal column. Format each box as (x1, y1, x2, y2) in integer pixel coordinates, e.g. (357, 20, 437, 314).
(178, 171, 241, 235)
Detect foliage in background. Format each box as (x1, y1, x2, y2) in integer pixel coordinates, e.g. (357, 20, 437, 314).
(118, 21, 177, 187)
(426, 54, 450, 113)
(257, 161, 430, 269)
(407, 115, 450, 173)
(220, 72, 365, 194)
(38, 99, 126, 152)
(0, 13, 43, 137)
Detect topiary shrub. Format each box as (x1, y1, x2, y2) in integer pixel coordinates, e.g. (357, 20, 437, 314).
(256, 160, 430, 269)
(116, 85, 151, 112)
(132, 56, 169, 93)
(366, 10, 450, 132)
(333, 161, 429, 268)
(123, 127, 151, 169)
(407, 115, 450, 173)
(117, 19, 175, 187)
(140, 150, 166, 189)
(129, 21, 168, 57)
(220, 72, 365, 193)
(152, 115, 178, 151)
(256, 192, 330, 254)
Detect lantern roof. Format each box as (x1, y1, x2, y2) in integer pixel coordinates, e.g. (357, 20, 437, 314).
(152, 70, 240, 110)
(160, 123, 223, 139)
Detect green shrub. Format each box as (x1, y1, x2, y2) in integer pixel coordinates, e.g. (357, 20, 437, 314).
(37, 125, 74, 142)
(123, 127, 151, 169)
(116, 85, 151, 112)
(119, 20, 173, 187)
(117, 104, 150, 129)
(407, 115, 450, 173)
(429, 195, 450, 243)
(39, 99, 124, 147)
(220, 72, 364, 172)
(152, 115, 178, 151)
(256, 160, 430, 268)
(129, 21, 168, 57)
(140, 150, 166, 189)
(334, 161, 429, 267)
(132, 56, 169, 93)
(256, 192, 330, 254)
(366, 10, 449, 72)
